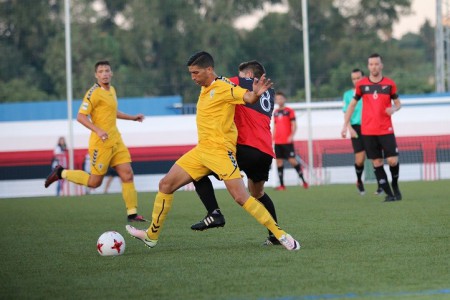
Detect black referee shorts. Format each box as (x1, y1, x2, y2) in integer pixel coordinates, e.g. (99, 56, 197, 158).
(350, 125, 365, 153)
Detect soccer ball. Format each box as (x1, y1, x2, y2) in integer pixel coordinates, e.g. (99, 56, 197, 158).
(97, 231, 126, 256)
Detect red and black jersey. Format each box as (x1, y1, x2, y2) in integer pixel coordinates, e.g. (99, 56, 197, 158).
(273, 106, 296, 144)
(230, 76, 275, 158)
(354, 76, 399, 135)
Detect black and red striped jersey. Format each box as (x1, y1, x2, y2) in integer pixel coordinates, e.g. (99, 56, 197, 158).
(230, 76, 275, 158)
(354, 76, 399, 135)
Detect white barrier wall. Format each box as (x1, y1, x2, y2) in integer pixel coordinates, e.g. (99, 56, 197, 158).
(1, 101, 449, 198)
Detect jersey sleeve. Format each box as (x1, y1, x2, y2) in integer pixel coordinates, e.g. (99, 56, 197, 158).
(354, 82, 362, 101)
(288, 107, 296, 120)
(391, 81, 399, 99)
(79, 84, 98, 115)
(342, 90, 353, 112)
(229, 85, 247, 105)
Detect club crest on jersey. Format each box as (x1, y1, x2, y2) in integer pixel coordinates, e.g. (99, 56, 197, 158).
(210, 89, 215, 99)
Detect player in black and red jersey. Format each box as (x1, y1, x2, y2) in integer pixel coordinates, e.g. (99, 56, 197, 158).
(273, 92, 308, 190)
(190, 60, 282, 245)
(341, 53, 402, 202)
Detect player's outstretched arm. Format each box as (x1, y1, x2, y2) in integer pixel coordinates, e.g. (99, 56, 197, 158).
(117, 111, 145, 122)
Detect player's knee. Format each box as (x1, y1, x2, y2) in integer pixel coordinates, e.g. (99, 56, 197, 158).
(88, 181, 102, 188)
(120, 173, 133, 182)
(158, 177, 175, 194)
(232, 194, 248, 206)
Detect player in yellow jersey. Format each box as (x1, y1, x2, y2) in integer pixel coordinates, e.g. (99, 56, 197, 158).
(45, 61, 147, 222)
(126, 51, 301, 251)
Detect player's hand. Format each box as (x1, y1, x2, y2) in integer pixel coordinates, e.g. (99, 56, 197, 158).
(385, 107, 396, 116)
(253, 73, 273, 96)
(341, 126, 347, 138)
(97, 129, 108, 142)
(349, 128, 358, 138)
(134, 114, 145, 122)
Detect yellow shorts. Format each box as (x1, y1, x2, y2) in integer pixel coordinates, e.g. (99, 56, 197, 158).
(89, 140, 131, 176)
(176, 145, 241, 181)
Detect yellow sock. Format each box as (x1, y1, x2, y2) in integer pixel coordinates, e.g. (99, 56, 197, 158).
(62, 170, 89, 186)
(147, 192, 173, 240)
(242, 196, 286, 240)
(122, 182, 138, 216)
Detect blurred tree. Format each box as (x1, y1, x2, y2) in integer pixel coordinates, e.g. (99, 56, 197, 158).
(0, 0, 61, 101)
(0, 0, 435, 103)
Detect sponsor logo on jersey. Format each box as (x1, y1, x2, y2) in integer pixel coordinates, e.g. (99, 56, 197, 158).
(81, 102, 89, 110)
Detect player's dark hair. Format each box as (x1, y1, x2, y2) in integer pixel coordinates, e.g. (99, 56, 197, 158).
(275, 91, 287, 98)
(95, 60, 111, 71)
(186, 51, 214, 68)
(352, 68, 364, 76)
(238, 60, 266, 78)
(368, 53, 382, 61)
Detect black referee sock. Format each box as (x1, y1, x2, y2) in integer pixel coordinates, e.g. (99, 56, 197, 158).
(390, 163, 400, 188)
(193, 176, 220, 214)
(355, 164, 364, 183)
(277, 166, 284, 186)
(374, 166, 393, 197)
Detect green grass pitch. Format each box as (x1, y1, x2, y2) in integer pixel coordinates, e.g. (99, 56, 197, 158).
(0, 181, 449, 300)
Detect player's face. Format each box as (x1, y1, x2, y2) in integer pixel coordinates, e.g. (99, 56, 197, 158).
(368, 57, 383, 77)
(188, 65, 213, 87)
(275, 94, 286, 106)
(95, 65, 113, 85)
(351, 71, 363, 87)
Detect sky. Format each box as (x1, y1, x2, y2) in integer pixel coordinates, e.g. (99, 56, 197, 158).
(394, 0, 436, 38)
(235, 0, 437, 39)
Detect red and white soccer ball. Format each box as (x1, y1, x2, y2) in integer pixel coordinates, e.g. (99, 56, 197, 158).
(97, 231, 126, 256)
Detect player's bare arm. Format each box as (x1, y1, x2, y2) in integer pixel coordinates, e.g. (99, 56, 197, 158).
(288, 120, 297, 143)
(243, 73, 273, 104)
(386, 98, 401, 116)
(117, 111, 145, 122)
(341, 98, 357, 138)
(77, 113, 108, 141)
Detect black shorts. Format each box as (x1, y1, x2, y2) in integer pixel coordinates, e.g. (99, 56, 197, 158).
(236, 144, 273, 182)
(106, 167, 118, 177)
(362, 134, 398, 159)
(351, 125, 365, 153)
(274, 144, 296, 159)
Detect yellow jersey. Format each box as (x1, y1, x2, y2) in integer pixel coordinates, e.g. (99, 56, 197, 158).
(79, 83, 122, 148)
(196, 77, 247, 152)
